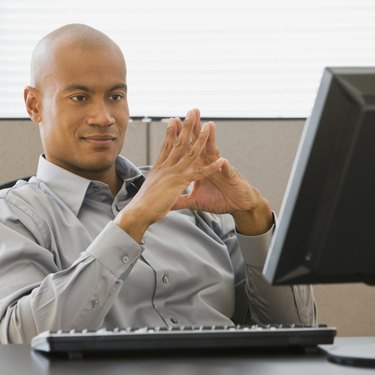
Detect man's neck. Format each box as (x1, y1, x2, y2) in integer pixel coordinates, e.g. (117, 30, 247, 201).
(86, 170, 122, 197)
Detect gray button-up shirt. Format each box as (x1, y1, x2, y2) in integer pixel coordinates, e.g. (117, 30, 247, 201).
(0, 156, 315, 344)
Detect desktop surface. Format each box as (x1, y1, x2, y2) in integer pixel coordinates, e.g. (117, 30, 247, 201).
(1, 337, 375, 375)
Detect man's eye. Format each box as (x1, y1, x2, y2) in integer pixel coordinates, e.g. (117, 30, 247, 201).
(71, 95, 87, 102)
(109, 94, 124, 101)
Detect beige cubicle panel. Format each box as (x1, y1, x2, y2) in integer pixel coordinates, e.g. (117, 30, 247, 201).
(0, 120, 42, 183)
(1, 118, 375, 336)
(149, 119, 375, 337)
(0, 119, 148, 185)
(149, 119, 304, 214)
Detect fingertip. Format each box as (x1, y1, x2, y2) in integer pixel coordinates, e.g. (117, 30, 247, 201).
(213, 157, 225, 169)
(175, 117, 183, 133)
(201, 122, 210, 132)
(207, 121, 216, 134)
(185, 109, 196, 123)
(167, 117, 175, 128)
(220, 159, 232, 176)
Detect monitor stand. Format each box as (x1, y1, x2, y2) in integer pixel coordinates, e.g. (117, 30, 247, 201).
(320, 337, 375, 367)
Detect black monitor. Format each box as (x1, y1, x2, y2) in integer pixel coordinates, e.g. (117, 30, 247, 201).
(263, 67, 375, 286)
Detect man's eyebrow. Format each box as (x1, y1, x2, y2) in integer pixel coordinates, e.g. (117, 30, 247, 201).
(62, 83, 127, 93)
(63, 84, 92, 93)
(109, 83, 127, 92)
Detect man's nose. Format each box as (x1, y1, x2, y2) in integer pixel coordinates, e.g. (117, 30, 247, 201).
(87, 100, 115, 126)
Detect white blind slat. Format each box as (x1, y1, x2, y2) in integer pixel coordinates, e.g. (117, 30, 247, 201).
(1, 0, 375, 118)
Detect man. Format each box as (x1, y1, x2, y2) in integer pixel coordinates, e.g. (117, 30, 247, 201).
(0, 24, 315, 344)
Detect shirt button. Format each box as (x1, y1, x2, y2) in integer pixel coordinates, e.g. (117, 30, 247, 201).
(91, 299, 99, 308)
(162, 275, 169, 284)
(122, 256, 130, 264)
(170, 317, 178, 324)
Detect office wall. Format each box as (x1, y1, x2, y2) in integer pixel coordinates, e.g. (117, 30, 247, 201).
(149, 119, 303, 214)
(1, 118, 375, 336)
(0, 120, 148, 183)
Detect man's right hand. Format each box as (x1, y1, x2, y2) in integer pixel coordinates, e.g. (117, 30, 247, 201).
(115, 109, 225, 243)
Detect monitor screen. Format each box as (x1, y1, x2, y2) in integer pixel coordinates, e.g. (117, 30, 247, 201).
(263, 67, 375, 286)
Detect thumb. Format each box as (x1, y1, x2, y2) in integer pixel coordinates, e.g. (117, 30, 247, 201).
(171, 193, 196, 211)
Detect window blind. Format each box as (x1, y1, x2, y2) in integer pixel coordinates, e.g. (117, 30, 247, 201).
(1, 0, 375, 118)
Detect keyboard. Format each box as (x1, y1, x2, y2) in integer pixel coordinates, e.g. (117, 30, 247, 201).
(31, 324, 336, 355)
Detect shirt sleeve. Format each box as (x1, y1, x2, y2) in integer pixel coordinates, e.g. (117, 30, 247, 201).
(237, 221, 317, 326)
(0, 196, 142, 344)
(193, 210, 316, 326)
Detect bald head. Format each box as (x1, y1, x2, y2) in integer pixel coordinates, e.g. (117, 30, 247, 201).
(24, 23, 129, 185)
(30, 24, 125, 87)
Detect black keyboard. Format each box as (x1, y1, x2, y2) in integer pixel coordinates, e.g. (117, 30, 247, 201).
(31, 324, 336, 355)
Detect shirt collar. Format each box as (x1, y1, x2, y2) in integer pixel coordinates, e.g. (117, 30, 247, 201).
(36, 155, 144, 216)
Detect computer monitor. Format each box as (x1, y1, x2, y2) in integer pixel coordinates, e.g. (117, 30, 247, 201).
(263, 67, 375, 286)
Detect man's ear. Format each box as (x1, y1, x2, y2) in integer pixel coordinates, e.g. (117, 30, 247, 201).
(24, 86, 42, 124)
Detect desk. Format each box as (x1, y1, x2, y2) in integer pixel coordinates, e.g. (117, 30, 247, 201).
(1, 338, 374, 375)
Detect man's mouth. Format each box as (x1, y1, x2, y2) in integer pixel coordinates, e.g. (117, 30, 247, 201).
(82, 135, 116, 146)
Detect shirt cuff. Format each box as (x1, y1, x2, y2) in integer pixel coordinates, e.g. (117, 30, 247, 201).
(237, 213, 277, 267)
(80, 221, 143, 279)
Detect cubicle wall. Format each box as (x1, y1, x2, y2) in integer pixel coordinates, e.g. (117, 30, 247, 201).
(0, 119, 148, 183)
(1, 119, 375, 336)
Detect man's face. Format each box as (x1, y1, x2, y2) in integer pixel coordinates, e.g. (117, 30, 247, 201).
(32, 42, 129, 180)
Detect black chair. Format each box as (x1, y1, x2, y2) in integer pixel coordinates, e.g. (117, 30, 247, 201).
(0, 176, 32, 189)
